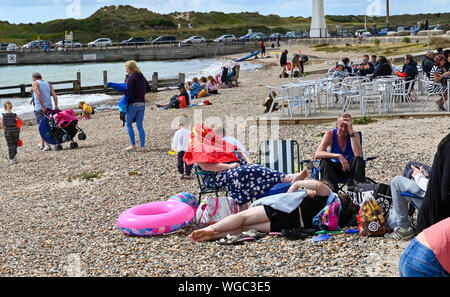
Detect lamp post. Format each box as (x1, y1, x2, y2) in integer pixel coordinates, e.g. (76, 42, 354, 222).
(386, 0, 390, 32)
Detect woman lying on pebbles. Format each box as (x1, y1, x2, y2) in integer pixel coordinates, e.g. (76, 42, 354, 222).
(189, 179, 357, 242)
(183, 124, 308, 211)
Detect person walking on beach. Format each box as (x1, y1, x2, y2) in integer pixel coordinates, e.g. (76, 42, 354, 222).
(172, 116, 193, 179)
(124, 60, 150, 152)
(260, 41, 266, 58)
(2, 101, 23, 165)
(279, 49, 288, 78)
(32, 72, 59, 151)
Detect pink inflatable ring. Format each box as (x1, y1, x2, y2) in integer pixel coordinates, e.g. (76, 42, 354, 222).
(117, 200, 194, 236)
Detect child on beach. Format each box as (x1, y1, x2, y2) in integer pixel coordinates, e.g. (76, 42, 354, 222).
(197, 77, 208, 98)
(172, 116, 193, 179)
(1, 101, 23, 165)
(189, 77, 202, 98)
(78, 101, 94, 120)
(207, 76, 218, 95)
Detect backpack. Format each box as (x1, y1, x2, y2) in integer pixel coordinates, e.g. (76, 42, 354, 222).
(357, 194, 387, 237)
(293, 70, 300, 77)
(301, 55, 309, 63)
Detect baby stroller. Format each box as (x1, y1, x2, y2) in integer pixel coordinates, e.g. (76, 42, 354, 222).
(39, 109, 86, 150)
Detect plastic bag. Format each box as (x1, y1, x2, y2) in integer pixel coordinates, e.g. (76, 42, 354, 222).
(196, 196, 238, 228)
(357, 194, 387, 237)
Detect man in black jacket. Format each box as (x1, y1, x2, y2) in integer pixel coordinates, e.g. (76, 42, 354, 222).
(416, 133, 450, 234)
(422, 51, 435, 77)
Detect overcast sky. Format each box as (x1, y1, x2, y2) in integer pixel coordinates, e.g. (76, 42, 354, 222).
(0, 0, 447, 24)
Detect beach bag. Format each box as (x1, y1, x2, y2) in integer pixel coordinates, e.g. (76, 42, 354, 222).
(346, 178, 392, 219)
(286, 62, 293, 71)
(357, 194, 387, 237)
(312, 194, 342, 231)
(178, 95, 188, 108)
(300, 55, 309, 63)
(196, 196, 238, 228)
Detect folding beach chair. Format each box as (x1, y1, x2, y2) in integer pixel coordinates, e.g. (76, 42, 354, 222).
(301, 131, 377, 192)
(193, 165, 228, 201)
(258, 140, 301, 174)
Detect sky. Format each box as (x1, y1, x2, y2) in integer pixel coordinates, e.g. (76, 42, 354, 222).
(0, 0, 448, 24)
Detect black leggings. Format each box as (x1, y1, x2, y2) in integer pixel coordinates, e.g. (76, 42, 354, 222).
(5, 130, 19, 160)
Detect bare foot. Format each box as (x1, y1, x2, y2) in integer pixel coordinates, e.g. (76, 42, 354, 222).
(189, 229, 215, 242)
(125, 145, 137, 152)
(285, 169, 308, 183)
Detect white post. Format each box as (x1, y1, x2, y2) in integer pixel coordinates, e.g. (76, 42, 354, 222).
(310, 0, 328, 38)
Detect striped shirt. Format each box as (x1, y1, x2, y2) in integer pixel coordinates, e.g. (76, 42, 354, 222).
(2, 113, 18, 133)
(428, 65, 448, 93)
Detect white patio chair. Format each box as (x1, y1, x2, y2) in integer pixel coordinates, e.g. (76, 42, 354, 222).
(421, 79, 447, 111)
(359, 82, 383, 116)
(266, 85, 294, 117)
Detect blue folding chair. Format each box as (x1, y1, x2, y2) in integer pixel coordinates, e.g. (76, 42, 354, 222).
(400, 191, 424, 218)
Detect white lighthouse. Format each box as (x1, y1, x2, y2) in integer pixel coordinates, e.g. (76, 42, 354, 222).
(310, 0, 328, 38)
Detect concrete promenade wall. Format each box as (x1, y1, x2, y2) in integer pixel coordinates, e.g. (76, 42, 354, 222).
(0, 43, 259, 65)
(287, 35, 450, 47)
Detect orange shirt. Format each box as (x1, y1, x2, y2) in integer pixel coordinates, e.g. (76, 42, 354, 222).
(424, 217, 450, 273)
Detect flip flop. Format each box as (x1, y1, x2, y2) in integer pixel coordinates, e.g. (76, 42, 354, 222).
(312, 234, 332, 242)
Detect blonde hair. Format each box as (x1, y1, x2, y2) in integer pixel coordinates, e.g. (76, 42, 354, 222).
(78, 101, 85, 108)
(4, 101, 13, 112)
(125, 60, 141, 73)
(179, 114, 191, 128)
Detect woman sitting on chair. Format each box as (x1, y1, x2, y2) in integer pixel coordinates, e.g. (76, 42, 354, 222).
(183, 124, 308, 211)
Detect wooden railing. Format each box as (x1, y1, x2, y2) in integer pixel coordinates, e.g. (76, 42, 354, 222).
(0, 71, 185, 98)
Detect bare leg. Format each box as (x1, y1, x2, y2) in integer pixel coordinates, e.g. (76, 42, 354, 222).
(189, 205, 270, 242)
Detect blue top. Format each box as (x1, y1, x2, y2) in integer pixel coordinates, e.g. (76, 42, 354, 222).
(330, 128, 355, 163)
(33, 80, 52, 111)
(190, 82, 202, 98)
(357, 62, 375, 76)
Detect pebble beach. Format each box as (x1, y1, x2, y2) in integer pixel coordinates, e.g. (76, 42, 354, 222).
(0, 54, 449, 277)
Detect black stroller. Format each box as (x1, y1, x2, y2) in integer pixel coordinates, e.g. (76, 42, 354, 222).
(39, 109, 86, 150)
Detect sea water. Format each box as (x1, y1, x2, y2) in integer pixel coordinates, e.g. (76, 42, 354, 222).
(0, 58, 262, 116)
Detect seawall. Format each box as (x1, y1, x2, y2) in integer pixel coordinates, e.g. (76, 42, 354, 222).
(0, 43, 260, 65)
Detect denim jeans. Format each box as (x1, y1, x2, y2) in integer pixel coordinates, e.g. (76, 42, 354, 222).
(399, 238, 449, 277)
(126, 104, 145, 147)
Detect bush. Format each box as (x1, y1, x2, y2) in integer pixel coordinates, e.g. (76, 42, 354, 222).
(374, 39, 380, 45)
(353, 116, 377, 125)
(402, 37, 411, 43)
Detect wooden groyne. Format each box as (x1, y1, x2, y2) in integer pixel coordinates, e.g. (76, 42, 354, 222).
(0, 71, 185, 98)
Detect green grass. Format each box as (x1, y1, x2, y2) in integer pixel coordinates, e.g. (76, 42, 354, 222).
(68, 171, 103, 182)
(353, 116, 378, 125)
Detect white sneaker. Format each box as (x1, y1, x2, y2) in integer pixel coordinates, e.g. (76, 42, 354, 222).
(42, 145, 52, 151)
(38, 144, 44, 150)
(9, 159, 14, 165)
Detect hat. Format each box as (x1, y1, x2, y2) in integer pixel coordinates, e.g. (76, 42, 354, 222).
(338, 62, 345, 67)
(177, 83, 185, 89)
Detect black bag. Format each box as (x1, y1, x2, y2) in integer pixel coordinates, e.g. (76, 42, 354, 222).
(301, 55, 309, 63)
(293, 70, 300, 77)
(346, 178, 392, 219)
(168, 95, 180, 109)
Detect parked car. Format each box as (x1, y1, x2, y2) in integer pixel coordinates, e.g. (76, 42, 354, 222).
(336, 31, 353, 38)
(88, 38, 112, 48)
(396, 26, 410, 32)
(355, 30, 371, 38)
(269, 33, 284, 41)
(55, 40, 83, 48)
(285, 31, 302, 39)
(249, 32, 266, 41)
(378, 28, 396, 36)
(22, 40, 53, 49)
(181, 36, 206, 44)
(213, 34, 236, 43)
(152, 35, 177, 44)
(121, 37, 146, 46)
(0, 43, 17, 51)
(239, 33, 252, 41)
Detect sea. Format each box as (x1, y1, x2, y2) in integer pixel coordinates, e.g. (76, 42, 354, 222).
(0, 58, 263, 116)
